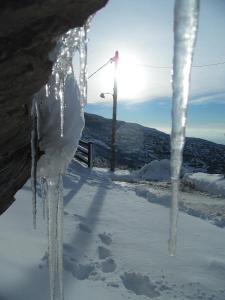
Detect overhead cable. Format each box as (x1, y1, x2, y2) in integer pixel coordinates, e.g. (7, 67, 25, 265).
(88, 59, 225, 79)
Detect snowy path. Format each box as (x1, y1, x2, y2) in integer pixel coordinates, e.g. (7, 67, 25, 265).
(114, 180, 225, 228)
(0, 161, 225, 300)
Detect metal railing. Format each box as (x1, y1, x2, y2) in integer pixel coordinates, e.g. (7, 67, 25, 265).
(75, 140, 93, 168)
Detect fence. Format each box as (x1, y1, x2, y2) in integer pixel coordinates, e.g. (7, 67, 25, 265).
(75, 140, 93, 168)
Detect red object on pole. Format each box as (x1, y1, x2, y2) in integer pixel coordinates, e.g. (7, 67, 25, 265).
(111, 50, 119, 63)
(111, 51, 119, 172)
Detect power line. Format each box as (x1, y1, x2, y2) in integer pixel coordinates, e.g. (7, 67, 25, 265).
(88, 59, 225, 79)
(136, 61, 225, 69)
(136, 63, 170, 69)
(193, 61, 225, 68)
(88, 58, 112, 79)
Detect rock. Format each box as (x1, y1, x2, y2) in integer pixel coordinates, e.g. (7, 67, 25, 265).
(0, 0, 108, 214)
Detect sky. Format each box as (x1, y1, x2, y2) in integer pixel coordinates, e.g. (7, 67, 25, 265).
(82, 0, 225, 145)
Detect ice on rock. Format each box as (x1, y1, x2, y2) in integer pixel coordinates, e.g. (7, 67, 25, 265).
(169, 0, 200, 256)
(51, 15, 92, 138)
(37, 74, 84, 300)
(37, 76, 84, 179)
(31, 17, 92, 300)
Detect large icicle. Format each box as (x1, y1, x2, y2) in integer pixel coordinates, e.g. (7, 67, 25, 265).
(169, 0, 200, 256)
(78, 22, 89, 105)
(31, 97, 38, 229)
(34, 17, 92, 300)
(51, 16, 92, 138)
(37, 74, 84, 300)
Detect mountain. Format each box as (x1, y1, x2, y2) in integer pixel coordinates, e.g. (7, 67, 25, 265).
(82, 113, 225, 174)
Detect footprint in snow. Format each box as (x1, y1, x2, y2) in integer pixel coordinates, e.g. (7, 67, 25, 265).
(64, 258, 95, 280)
(74, 213, 86, 222)
(63, 243, 76, 253)
(98, 232, 112, 245)
(121, 272, 160, 298)
(98, 246, 112, 260)
(107, 281, 120, 288)
(101, 258, 117, 273)
(78, 222, 92, 233)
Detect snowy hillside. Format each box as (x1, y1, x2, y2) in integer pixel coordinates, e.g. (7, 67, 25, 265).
(1, 160, 225, 300)
(82, 113, 225, 174)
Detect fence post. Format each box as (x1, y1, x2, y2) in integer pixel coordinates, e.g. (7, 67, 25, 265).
(88, 142, 93, 168)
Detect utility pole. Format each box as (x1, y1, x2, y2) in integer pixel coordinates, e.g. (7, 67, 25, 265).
(111, 50, 119, 172)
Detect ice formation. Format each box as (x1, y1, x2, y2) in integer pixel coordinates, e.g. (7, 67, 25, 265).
(31, 99, 38, 229)
(169, 0, 200, 255)
(30, 17, 92, 300)
(38, 74, 84, 300)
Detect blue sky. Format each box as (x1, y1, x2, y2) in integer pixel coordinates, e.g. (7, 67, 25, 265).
(83, 0, 225, 144)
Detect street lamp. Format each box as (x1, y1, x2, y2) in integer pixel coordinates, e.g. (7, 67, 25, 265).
(100, 50, 119, 172)
(100, 92, 113, 99)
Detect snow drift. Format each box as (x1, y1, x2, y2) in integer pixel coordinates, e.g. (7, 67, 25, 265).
(183, 172, 225, 197)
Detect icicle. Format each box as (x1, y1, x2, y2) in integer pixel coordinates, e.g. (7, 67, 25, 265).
(44, 174, 64, 300)
(34, 16, 92, 300)
(31, 98, 38, 229)
(169, 0, 200, 256)
(35, 100, 40, 141)
(50, 15, 92, 138)
(59, 75, 65, 138)
(78, 22, 88, 106)
(57, 174, 64, 300)
(47, 179, 59, 300)
(40, 177, 47, 220)
(45, 84, 49, 98)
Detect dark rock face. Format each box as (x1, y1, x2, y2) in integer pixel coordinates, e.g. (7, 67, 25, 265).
(82, 113, 225, 174)
(0, 0, 108, 214)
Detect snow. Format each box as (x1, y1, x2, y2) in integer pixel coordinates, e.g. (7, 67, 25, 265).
(2, 3, 223, 300)
(134, 159, 171, 181)
(183, 172, 225, 197)
(0, 161, 225, 300)
(170, 0, 200, 255)
(111, 159, 186, 183)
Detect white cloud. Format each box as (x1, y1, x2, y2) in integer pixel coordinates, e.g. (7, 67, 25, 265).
(143, 123, 225, 145)
(190, 92, 225, 105)
(186, 125, 225, 144)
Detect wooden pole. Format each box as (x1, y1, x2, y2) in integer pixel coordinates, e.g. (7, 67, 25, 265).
(111, 50, 119, 172)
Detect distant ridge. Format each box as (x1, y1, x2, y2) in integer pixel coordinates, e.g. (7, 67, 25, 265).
(82, 113, 225, 173)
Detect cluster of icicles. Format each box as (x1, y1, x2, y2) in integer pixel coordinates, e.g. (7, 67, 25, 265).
(30, 0, 200, 299)
(31, 16, 92, 300)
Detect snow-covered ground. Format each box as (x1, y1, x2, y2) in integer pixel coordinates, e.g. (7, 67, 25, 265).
(111, 161, 225, 227)
(183, 172, 225, 197)
(0, 160, 225, 300)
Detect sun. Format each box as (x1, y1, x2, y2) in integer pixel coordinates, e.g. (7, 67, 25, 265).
(95, 52, 147, 102)
(116, 53, 147, 100)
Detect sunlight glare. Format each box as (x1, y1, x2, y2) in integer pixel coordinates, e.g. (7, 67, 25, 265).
(96, 52, 147, 102)
(117, 53, 147, 100)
